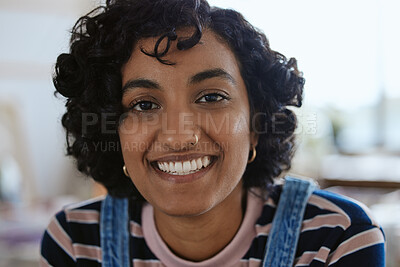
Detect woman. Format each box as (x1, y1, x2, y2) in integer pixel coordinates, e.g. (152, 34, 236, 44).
(40, 0, 385, 266)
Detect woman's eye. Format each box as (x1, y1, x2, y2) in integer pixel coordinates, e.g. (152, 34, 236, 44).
(130, 101, 160, 111)
(197, 93, 226, 103)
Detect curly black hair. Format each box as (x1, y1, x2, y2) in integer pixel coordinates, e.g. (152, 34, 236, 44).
(54, 0, 304, 199)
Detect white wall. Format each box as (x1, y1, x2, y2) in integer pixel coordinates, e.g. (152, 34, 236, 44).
(0, 0, 99, 200)
(208, 0, 400, 110)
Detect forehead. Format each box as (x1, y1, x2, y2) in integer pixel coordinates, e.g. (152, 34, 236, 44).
(121, 30, 242, 84)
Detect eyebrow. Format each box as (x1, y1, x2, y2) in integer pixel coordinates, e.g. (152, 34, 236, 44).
(122, 79, 161, 94)
(189, 68, 236, 85)
(122, 68, 236, 95)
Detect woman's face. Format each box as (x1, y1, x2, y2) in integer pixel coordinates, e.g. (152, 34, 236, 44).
(119, 30, 257, 217)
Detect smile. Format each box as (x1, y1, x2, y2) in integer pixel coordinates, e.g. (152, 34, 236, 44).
(155, 156, 214, 176)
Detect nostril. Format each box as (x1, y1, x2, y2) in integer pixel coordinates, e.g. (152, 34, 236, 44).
(157, 131, 201, 151)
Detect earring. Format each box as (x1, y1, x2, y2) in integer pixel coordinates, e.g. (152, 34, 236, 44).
(247, 146, 256, 164)
(123, 165, 130, 177)
(191, 134, 199, 146)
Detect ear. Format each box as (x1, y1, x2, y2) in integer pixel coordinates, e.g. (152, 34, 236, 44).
(250, 131, 259, 148)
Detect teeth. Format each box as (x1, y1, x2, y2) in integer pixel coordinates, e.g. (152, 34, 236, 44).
(156, 156, 212, 175)
(183, 161, 191, 172)
(196, 158, 203, 169)
(163, 162, 169, 171)
(202, 156, 210, 167)
(175, 162, 183, 172)
(157, 162, 164, 171)
(190, 160, 197, 171)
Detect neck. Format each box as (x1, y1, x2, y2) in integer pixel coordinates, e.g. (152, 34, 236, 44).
(153, 184, 246, 262)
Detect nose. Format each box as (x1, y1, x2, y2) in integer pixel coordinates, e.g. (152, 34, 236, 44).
(156, 110, 200, 151)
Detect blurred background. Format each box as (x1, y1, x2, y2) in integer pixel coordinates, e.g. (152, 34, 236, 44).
(0, 0, 399, 266)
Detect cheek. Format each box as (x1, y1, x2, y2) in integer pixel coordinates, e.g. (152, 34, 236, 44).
(119, 131, 151, 200)
(211, 110, 251, 173)
(118, 114, 159, 154)
(118, 124, 151, 180)
(204, 106, 250, 133)
(208, 109, 251, 142)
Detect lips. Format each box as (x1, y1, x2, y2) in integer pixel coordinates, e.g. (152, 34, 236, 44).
(150, 155, 216, 178)
(155, 155, 212, 175)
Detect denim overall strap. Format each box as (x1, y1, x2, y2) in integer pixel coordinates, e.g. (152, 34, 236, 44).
(100, 195, 130, 267)
(262, 177, 316, 267)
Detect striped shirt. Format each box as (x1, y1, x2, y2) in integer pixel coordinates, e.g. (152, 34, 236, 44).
(40, 187, 385, 266)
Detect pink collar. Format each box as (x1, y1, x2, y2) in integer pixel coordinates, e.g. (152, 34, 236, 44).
(141, 190, 264, 267)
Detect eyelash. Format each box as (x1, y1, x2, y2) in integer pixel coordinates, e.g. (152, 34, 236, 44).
(128, 92, 229, 112)
(196, 92, 230, 104)
(128, 98, 160, 112)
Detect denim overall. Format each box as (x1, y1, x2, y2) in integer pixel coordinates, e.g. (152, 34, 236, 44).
(100, 177, 316, 267)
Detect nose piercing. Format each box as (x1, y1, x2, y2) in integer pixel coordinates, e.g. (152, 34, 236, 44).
(191, 134, 199, 146)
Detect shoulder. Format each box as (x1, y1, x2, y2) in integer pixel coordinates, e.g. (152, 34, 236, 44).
(40, 196, 106, 265)
(260, 184, 380, 228)
(297, 188, 385, 266)
(61, 195, 105, 224)
(41, 196, 147, 265)
(305, 189, 380, 229)
(259, 183, 385, 266)
(48, 195, 105, 234)
(47, 195, 105, 237)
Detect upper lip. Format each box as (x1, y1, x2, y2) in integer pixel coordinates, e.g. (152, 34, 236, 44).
(149, 153, 216, 163)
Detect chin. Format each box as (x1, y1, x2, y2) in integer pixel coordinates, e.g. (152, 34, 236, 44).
(156, 199, 214, 218)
